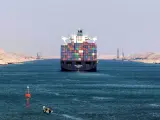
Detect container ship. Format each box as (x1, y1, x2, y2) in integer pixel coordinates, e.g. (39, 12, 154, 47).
(60, 29, 97, 72)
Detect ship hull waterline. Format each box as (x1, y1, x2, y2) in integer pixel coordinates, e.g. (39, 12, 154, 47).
(61, 60, 97, 72)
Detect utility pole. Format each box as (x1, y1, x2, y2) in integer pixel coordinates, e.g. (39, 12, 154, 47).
(117, 48, 119, 59)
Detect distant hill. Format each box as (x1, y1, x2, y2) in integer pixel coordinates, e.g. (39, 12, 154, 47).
(98, 52, 160, 60)
(43, 55, 117, 60)
(0, 49, 36, 65)
(124, 52, 160, 64)
(98, 55, 116, 59)
(126, 52, 160, 60)
(42, 56, 60, 59)
(1, 50, 157, 64)
(95, 52, 160, 64)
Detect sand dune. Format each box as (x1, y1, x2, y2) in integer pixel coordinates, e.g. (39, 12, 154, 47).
(98, 55, 116, 59)
(96, 52, 160, 64)
(124, 52, 160, 64)
(1, 48, 159, 65)
(0, 49, 36, 65)
(43, 55, 117, 60)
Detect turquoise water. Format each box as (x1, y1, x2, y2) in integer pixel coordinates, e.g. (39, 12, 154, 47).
(0, 59, 160, 120)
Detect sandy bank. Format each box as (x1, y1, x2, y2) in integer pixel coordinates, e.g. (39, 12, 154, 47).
(0, 50, 36, 65)
(126, 52, 160, 64)
(130, 59, 160, 64)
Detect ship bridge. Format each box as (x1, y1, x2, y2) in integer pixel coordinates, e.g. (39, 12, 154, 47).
(74, 29, 86, 43)
(61, 29, 97, 44)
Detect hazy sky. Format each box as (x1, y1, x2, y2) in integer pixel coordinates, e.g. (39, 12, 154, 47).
(0, 0, 160, 56)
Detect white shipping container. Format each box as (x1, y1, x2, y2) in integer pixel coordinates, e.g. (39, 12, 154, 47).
(92, 53, 95, 56)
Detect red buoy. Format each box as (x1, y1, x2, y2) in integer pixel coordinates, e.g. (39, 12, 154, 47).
(25, 93, 31, 98)
(25, 86, 31, 107)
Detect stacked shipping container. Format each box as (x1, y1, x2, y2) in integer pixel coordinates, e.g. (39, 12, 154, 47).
(61, 42, 97, 61)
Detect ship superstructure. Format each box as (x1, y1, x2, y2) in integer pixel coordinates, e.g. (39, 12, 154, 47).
(60, 29, 97, 71)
